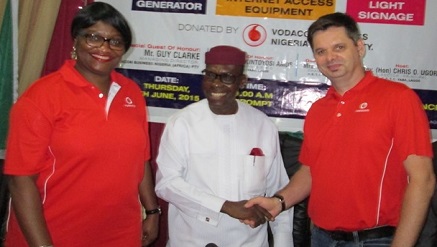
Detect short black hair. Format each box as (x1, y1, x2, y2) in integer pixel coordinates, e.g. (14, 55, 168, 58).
(307, 12, 361, 49)
(70, 2, 132, 51)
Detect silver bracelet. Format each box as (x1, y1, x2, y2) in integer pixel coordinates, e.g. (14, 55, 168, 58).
(39, 245, 53, 247)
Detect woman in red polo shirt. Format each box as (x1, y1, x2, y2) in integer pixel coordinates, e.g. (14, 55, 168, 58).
(4, 2, 159, 247)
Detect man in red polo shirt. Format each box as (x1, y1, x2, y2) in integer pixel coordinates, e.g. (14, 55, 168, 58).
(246, 12, 435, 247)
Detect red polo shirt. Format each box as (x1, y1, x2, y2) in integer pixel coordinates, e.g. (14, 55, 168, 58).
(5, 60, 150, 246)
(299, 72, 432, 231)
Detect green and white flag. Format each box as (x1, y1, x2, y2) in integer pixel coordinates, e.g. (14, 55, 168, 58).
(0, 0, 13, 151)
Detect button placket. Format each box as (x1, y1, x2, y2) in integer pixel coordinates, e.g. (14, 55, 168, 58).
(87, 85, 107, 108)
(336, 100, 345, 118)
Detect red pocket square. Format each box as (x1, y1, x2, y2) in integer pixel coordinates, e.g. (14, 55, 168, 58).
(250, 148, 264, 156)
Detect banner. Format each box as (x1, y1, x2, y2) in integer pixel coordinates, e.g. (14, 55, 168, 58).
(0, 0, 13, 150)
(99, 0, 437, 135)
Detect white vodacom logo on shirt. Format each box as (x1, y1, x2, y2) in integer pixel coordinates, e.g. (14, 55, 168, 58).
(355, 102, 370, 112)
(124, 97, 136, 108)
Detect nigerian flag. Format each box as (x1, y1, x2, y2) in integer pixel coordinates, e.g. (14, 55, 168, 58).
(0, 0, 13, 150)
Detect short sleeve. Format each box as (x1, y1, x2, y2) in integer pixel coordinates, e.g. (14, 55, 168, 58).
(4, 97, 54, 175)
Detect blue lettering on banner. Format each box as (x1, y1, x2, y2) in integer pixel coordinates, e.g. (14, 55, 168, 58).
(132, 0, 207, 14)
(238, 78, 328, 119)
(117, 68, 205, 109)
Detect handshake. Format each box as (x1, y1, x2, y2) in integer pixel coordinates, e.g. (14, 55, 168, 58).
(219, 148, 288, 227)
(220, 195, 285, 228)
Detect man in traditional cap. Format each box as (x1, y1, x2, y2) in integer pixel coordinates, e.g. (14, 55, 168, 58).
(155, 45, 294, 246)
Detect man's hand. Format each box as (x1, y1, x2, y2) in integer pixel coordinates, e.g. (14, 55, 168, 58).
(244, 197, 282, 221)
(221, 200, 272, 228)
(141, 214, 159, 246)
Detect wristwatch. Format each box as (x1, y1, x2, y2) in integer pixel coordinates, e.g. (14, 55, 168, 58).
(145, 206, 161, 215)
(272, 194, 286, 212)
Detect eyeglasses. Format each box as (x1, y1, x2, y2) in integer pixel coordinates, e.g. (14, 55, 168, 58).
(82, 33, 125, 51)
(202, 69, 241, 85)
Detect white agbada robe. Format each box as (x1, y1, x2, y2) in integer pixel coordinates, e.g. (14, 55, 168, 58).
(156, 99, 294, 247)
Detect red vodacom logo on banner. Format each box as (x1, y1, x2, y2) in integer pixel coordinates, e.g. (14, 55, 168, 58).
(242, 24, 267, 47)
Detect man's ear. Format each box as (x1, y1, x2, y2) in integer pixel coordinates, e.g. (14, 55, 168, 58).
(239, 75, 248, 89)
(357, 39, 366, 58)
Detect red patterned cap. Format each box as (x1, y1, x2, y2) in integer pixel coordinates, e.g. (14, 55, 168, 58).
(205, 45, 246, 65)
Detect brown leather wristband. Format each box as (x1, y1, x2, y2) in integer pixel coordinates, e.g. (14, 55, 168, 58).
(272, 194, 286, 212)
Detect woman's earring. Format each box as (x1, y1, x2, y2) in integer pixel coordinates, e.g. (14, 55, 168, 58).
(71, 46, 77, 60)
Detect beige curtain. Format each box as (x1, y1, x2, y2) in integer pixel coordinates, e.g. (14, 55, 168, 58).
(18, 0, 61, 95)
